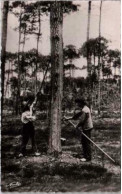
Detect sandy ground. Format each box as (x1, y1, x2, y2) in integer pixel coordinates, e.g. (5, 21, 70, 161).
(1, 113, 121, 192)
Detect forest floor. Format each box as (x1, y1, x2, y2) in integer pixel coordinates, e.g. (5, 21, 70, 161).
(1, 110, 121, 192)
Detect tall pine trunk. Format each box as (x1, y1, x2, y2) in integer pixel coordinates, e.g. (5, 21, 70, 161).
(49, 1, 63, 156)
(22, 25, 27, 93)
(98, 1, 102, 115)
(5, 60, 11, 98)
(35, 5, 41, 95)
(22, 25, 26, 52)
(16, 9, 22, 115)
(87, 1, 92, 109)
(1, 1, 9, 113)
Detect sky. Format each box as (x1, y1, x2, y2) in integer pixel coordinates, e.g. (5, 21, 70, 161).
(6, 1, 121, 78)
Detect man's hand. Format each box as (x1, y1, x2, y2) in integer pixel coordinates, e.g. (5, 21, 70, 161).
(75, 124, 83, 133)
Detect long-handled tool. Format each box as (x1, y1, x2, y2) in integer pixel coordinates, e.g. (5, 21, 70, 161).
(64, 116, 116, 163)
(31, 61, 50, 107)
(24, 61, 50, 110)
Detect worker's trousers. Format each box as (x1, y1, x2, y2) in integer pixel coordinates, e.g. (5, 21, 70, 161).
(21, 121, 35, 155)
(81, 128, 93, 160)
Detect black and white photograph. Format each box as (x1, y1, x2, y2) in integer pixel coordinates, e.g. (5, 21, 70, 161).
(1, 0, 121, 192)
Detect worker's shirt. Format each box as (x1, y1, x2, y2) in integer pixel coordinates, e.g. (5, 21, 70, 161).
(73, 106, 93, 130)
(21, 111, 36, 124)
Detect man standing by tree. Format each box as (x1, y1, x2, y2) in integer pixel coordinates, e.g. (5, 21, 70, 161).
(65, 98, 93, 162)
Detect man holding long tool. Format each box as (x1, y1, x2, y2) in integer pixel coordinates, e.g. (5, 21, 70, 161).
(64, 98, 93, 162)
(19, 98, 40, 157)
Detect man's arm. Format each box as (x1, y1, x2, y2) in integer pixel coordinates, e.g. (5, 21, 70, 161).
(64, 111, 82, 121)
(76, 111, 87, 128)
(72, 111, 82, 120)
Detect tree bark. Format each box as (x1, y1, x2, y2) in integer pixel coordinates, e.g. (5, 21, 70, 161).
(22, 24, 27, 94)
(5, 60, 11, 99)
(1, 1, 9, 113)
(16, 9, 22, 115)
(98, 1, 102, 115)
(22, 25, 26, 52)
(49, 1, 63, 156)
(87, 1, 92, 109)
(35, 5, 41, 95)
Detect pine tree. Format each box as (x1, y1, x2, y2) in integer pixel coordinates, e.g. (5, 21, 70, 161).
(1, 1, 9, 113)
(98, 1, 102, 114)
(87, 1, 92, 109)
(49, 1, 63, 155)
(49, 1, 79, 156)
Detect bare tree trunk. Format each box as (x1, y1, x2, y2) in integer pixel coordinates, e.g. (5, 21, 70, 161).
(35, 5, 41, 95)
(22, 25, 27, 93)
(98, 0, 102, 115)
(8, 61, 12, 98)
(49, 1, 63, 156)
(87, 1, 92, 110)
(5, 60, 11, 98)
(22, 25, 26, 52)
(1, 1, 9, 113)
(16, 10, 22, 115)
